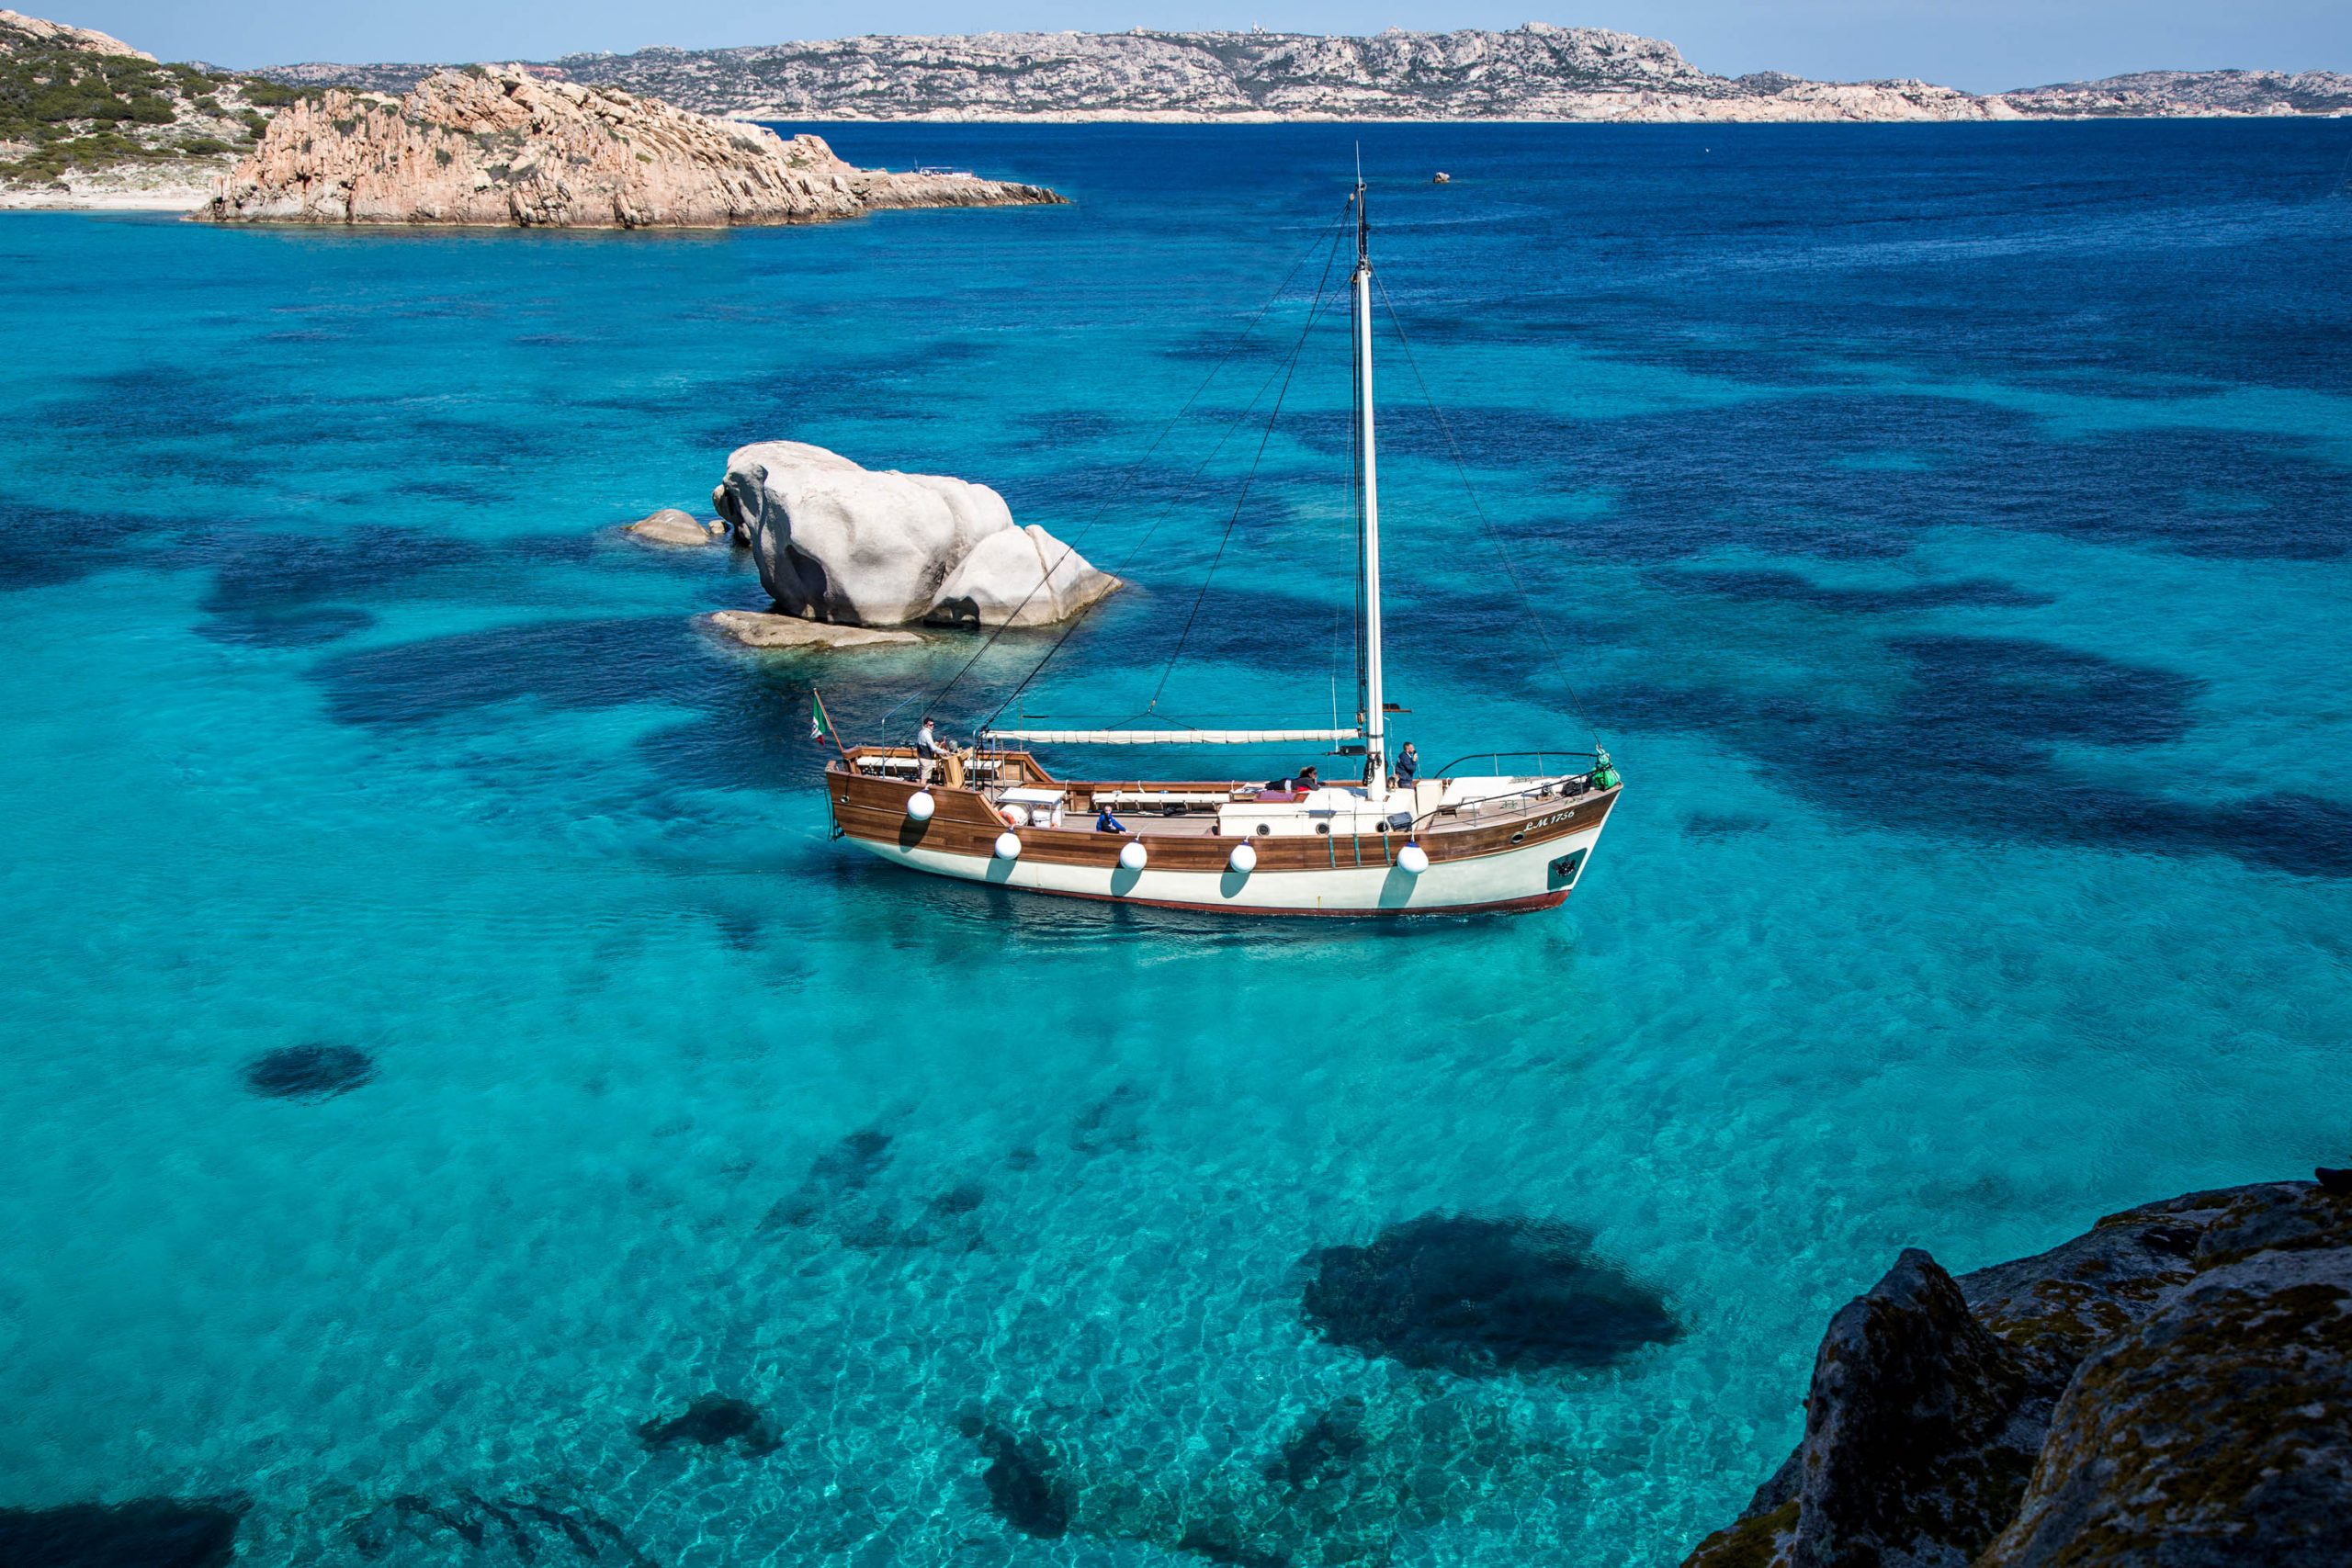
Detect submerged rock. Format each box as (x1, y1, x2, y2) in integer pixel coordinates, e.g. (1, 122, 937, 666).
(200, 68, 1064, 228)
(760, 1127, 899, 1234)
(637, 1393, 781, 1456)
(242, 1043, 375, 1100)
(347, 1483, 655, 1564)
(1300, 1214, 1680, 1375)
(716, 440, 1117, 628)
(1680, 1179, 2352, 1568)
(953, 1388, 1535, 1567)
(624, 509, 723, 547)
(0, 1497, 245, 1568)
(927, 1180, 987, 1217)
(957, 1416, 1070, 1539)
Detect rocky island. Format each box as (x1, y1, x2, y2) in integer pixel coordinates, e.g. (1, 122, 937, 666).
(1682, 1175, 2351, 1567)
(258, 26, 2352, 124)
(200, 65, 1062, 227)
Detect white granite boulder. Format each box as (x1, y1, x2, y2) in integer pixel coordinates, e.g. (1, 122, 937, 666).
(714, 441, 1117, 627)
(931, 524, 1121, 627)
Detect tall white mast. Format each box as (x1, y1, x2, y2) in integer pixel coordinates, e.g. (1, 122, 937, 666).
(1351, 177, 1387, 795)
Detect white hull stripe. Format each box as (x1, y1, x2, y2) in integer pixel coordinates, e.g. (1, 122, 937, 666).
(842, 822, 1611, 913)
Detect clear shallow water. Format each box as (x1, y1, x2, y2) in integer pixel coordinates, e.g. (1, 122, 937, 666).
(2, 121, 2349, 1566)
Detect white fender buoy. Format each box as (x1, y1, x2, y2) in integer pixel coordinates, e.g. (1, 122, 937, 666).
(1227, 841, 1258, 874)
(994, 831, 1023, 861)
(1396, 843, 1430, 875)
(1000, 805, 1026, 828)
(1118, 840, 1148, 871)
(905, 791, 935, 822)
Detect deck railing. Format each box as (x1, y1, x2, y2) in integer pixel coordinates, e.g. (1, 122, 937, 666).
(1411, 756, 1605, 834)
(1430, 750, 1600, 780)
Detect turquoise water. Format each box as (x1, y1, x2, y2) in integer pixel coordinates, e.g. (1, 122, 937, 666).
(3, 122, 2349, 1565)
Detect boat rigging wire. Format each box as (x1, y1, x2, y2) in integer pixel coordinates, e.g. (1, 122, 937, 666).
(973, 197, 1358, 733)
(1371, 271, 1608, 749)
(917, 193, 1358, 728)
(1142, 233, 1351, 714)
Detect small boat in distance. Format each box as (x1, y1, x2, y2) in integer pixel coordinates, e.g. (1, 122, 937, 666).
(821, 178, 1623, 916)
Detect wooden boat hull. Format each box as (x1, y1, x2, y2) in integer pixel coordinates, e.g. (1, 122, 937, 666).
(826, 761, 1618, 917)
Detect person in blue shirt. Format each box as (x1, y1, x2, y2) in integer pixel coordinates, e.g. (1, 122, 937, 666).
(1395, 741, 1419, 787)
(1095, 806, 1126, 832)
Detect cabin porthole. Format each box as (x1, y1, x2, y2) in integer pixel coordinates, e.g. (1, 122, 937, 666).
(1510, 830, 1526, 844)
(1316, 823, 1331, 835)
(1255, 824, 1271, 836)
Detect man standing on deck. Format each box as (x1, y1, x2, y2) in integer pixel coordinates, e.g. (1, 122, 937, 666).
(914, 716, 944, 783)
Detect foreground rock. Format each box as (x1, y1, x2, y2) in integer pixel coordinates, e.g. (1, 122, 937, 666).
(1683, 1179, 2352, 1568)
(705, 610, 919, 650)
(198, 65, 1064, 227)
(624, 508, 724, 547)
(716, 441, 1118, 628)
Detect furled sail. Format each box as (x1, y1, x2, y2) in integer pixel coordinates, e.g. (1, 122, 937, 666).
(983, 728, 1359, 745)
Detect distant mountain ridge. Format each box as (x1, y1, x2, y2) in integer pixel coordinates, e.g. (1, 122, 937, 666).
(252, 25, 2352, 123)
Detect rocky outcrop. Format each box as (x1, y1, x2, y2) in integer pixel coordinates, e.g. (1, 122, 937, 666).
(716, 441, 1117, 628)
(704, 610, 920, 650)
(1682, 1179, 2352, 1568)
(256, 28, 2352, 123)
(198, 65, 1063, 227)
(623, 508, 723, 547)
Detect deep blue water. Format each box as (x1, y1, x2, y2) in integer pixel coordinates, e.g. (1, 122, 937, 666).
(2, 120, 2349, 1567)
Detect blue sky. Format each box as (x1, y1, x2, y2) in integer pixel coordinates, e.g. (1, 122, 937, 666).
(55, 1, 2349, 92)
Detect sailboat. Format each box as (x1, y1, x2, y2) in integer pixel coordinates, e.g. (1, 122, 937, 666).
(820, 178, 1623, 916)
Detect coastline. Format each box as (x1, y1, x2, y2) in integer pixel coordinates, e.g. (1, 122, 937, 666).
(721, 108, 2352, 123)
(0, 187, 210, 211)
(10, 110, 2344, 217)
(7, 111, 2341, 216)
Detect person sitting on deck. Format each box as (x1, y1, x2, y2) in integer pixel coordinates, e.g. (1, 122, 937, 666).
(1095, 806, 1126, 833)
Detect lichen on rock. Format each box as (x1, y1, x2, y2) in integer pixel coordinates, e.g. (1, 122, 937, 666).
(1678, 1179, 2352, 1568)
